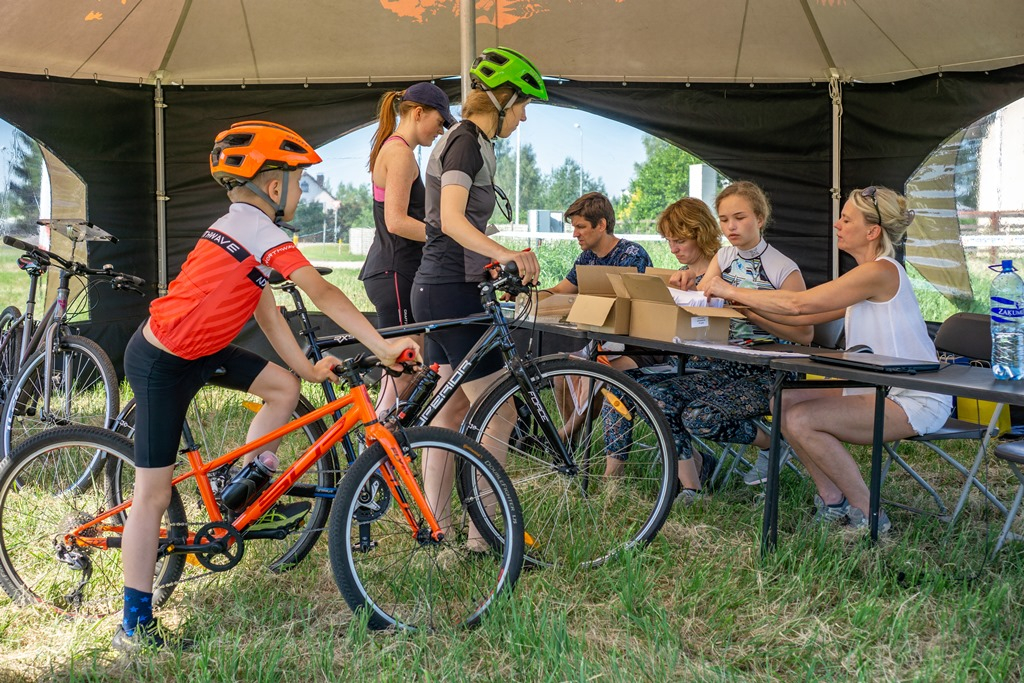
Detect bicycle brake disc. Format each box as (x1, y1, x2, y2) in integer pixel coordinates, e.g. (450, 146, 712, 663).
(352, 472, 391, 522)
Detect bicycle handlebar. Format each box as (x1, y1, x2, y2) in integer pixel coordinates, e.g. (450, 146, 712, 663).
(332, 348, 419, 376)
(3, 235, 146, 289)
(485, 259, 532, 297)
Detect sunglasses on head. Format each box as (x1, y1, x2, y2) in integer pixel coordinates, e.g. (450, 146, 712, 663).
(494, 184, 513, 223)
(860, 186, 883, 228)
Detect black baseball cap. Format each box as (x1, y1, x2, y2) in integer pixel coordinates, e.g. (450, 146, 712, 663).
(402, 82, 457, 129)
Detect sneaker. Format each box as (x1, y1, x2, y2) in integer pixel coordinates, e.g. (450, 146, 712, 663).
(112, 618, 194, 653)
(675, 486, 703, 508)
(846, 506, 892, 534)
(743, 448, 790, 487)
(247, 501, 311, 533)
(812, 494, 850, 525)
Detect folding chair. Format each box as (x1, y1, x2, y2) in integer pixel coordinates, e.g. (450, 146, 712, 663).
(881, 313, 1008, 522)
(991, 440, 1024, 557)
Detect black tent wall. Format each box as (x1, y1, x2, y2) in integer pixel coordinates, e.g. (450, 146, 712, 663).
(2, 64, 1024, 373)
(0, 72, 154, 374)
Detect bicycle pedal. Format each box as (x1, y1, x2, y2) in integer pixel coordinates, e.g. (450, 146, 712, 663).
(352, 540, 378, 553)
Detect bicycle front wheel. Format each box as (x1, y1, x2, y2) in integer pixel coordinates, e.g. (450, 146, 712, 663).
(462, 356, 677, 569)
(328, 426, 524, 630)
(1, 334, 119, 460)
(0, 426, 187, 616)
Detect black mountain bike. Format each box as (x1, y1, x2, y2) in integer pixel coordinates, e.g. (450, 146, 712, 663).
(112, 262, 678, 569)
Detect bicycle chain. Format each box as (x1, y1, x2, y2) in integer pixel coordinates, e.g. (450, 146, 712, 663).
(106, 520, 332, 592)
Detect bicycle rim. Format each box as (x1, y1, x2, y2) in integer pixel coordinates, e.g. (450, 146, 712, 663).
(110, 388, 336, 572)
(462, 357, 676, 569)
(0, 427, 186, 616)
(328, 426, 524, 630)
(1, 335, 119, 460)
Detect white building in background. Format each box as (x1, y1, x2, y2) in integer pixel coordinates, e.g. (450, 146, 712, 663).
(299, 172, 340, 212)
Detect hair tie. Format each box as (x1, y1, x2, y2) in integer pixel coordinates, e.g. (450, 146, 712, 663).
(906, 209, 916, 222)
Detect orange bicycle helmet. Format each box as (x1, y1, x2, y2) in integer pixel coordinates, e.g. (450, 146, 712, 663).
(210, 120, 322, 190)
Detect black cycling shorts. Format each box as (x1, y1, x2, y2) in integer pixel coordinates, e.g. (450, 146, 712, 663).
(124, 326, 269, 468)
(410, 281, 503, 382)
(363, 271, 415, 328)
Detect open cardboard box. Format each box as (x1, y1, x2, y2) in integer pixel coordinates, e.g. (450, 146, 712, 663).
(515, 291, 578, 321)
(618, 273, 744, 342)
(565, 265, 639, 334)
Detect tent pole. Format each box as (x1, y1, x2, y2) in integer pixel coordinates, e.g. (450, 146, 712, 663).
(829, 71, 842, 281)
(460, 0, 476, 103)
(154, 78, 169, 294)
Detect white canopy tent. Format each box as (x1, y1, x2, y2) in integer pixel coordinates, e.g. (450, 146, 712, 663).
(1, 1, 1023, 366)
(1, 0, 1022, 86)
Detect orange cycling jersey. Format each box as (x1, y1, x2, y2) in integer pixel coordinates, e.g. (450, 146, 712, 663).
(150, 203, 310, 360)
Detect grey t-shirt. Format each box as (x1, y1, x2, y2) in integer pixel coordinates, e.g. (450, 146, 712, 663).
(415, 120, 497, 284)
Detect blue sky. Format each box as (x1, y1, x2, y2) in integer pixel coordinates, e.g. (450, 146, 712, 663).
(314, 103, 647, 197)
(1, 104, 648, 199)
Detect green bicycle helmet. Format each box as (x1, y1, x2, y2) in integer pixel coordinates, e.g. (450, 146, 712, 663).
(470, 47, 548, 101)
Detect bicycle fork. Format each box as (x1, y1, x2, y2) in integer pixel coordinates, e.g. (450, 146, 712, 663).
(506, 358, 579, 474)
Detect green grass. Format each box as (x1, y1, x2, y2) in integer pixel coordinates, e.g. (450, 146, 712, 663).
(2, 434, 1024, 680)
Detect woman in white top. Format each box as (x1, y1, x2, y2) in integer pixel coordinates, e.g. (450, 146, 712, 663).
(702, 186, 951, 532)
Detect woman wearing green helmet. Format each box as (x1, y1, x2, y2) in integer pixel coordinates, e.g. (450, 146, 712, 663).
(410, 46, 545, 542)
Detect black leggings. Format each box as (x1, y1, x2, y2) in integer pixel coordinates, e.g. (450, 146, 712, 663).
(363, 271, 415, 328)
(124, 326, 268, 468)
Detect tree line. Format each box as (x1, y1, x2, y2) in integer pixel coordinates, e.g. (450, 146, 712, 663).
(0, 125, 721, 242)
(292, 134, 718, 240)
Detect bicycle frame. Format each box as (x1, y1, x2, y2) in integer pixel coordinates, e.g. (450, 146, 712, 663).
(67, 367, 445, 553)
(284, 277, 577, 471)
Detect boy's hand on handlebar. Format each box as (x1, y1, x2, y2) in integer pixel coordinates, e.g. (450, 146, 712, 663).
(308, 355, 341, 383)
(376, 337, 422, 369)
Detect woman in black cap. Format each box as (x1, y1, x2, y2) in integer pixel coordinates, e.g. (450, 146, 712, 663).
(360, 82, 455, 407)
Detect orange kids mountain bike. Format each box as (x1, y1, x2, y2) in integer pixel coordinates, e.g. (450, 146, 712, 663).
(0, 352, 524, 630)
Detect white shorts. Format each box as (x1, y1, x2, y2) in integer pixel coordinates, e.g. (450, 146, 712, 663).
(888, 388, 952, 436)
(843, 387, 952, 436)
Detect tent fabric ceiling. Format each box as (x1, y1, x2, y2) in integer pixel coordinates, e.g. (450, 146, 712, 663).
(1, 0, 1022, 86)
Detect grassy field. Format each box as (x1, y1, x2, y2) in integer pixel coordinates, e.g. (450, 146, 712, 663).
(1, 242, 1022, 680)
(1, 437, 1023, 680)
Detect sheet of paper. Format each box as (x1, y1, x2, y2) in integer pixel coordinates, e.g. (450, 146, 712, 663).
(680, 340, 811, 357)
(667, 287, 724, 308)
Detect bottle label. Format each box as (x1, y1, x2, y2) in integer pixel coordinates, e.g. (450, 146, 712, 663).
(990, 296, 1023, 323)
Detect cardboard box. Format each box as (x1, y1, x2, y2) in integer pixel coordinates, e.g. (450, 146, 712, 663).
(618, 273, 744, 343)
(565, 265, 639, 334)
(515, 291, 577, 321)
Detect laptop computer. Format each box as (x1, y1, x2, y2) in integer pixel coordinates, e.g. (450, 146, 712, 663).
(810, 351, 943, 374)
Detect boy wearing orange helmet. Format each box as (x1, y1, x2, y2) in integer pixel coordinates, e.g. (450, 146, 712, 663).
(115, 121, 419, 651)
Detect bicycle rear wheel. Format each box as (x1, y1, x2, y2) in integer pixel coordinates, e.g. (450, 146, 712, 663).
(328, 426, 524, 630)
(1, 335, 119, 460)
(0, 305, 22, 405)
(110, 387, 336, 572)
(461, 356, 676, 569)
(0, 426, 186, 616)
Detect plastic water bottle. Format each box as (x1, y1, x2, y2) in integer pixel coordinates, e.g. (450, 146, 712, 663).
(219, 451, 279, 511)
(988, 259, 1024, 380)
